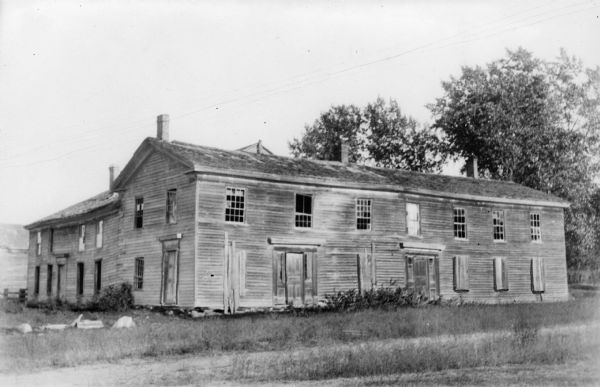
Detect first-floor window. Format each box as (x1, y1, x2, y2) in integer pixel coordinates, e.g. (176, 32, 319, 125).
(453, 256, 469, 291)
(493, 257, 508, 291)
(94, 260, 102, 294)
(77, 262, 84, 296)
(46, 264, 53, 296)
(34, 266, 40, 295)
(531, 257, 545, 293)
(134, 257, 144, 290)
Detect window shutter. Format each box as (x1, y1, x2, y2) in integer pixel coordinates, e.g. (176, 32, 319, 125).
(428, 258, 437, 298)
(501, 258, 508, 290)
(238, 250, 247, 296)
(406, 257, 414, 288)
(494, 257, 508, 291)
(454, 256, 469, 291)
(531, 257, 545, 293)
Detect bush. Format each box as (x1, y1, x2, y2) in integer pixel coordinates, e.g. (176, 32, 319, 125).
(322, 285, 427, 311)
(88, 283, 134, 312)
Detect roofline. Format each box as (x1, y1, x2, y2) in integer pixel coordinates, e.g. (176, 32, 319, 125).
(188, 169, 570, 209)
(24, 203, 120, 231)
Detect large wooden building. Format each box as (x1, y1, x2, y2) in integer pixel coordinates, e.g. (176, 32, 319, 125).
(25, 115, 569, 309)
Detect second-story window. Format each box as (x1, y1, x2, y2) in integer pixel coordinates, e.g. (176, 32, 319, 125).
(530, 213, 541, 242)
(356, 199, 372, 230)
(295, 194, 313, 228)
(492, 210, 505, 241)
(166, 189, 177, 224)
(406, 203, 420, 236)
(49, 228, 54, 253)
(453, 208, 467, 239)
(78, 225, 86, 252)
(225, 187, 245, 223)
(96, 220, 103, 248)
(135, 197, 144, 229)
(36, 231, 42, 256)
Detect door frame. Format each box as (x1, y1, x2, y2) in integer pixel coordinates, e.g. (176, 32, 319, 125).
(272, 246, 318, 306)
(159, 235, 182, 306)
(405, 252, 440, 300)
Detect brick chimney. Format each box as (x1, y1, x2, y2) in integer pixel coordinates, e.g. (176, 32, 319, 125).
(109, 165, 120, 190)
(157, 114, 170, 141)
(340, 141, 349, 163)
(466, 157, 478, 179)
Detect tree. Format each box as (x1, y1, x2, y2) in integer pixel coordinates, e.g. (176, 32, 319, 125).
(289, 98, 447, 173)
(429, 48, 600, 270)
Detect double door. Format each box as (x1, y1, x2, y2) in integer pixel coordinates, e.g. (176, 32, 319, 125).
(273, 251, 316, 306)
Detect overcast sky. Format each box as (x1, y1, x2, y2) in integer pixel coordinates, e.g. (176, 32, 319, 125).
(0, 0, 599, 225)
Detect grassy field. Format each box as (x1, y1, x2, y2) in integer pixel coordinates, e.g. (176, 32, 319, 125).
(1, 294, 598, 383)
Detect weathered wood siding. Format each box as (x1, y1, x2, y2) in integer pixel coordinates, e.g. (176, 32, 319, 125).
(25, 213, 120, 303)
(117, 151, 196, 307)
(195, 175, 568, 308)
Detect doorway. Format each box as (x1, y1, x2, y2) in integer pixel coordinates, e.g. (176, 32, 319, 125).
(273, 251, 316, 306)
(56, 264, 66, 299)
(162, 250, 178, 305)
(406, 255, 438, 300)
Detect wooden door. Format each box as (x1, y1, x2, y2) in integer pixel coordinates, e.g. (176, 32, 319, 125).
(413, 258, 429, 297)
(162, 250, 178, 305)
(286, 253, 303, 306)
(57, 264, 65, 299)
(273, 252, 286, 305)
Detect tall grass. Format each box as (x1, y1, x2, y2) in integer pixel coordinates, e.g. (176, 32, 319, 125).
(0, 298, 598, 372)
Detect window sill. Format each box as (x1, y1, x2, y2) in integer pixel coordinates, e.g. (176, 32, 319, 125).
(454, 237, 469, 242)
(225, 221, 249, 227)
(493, 240, 506, 243)
(407, 234, 423, 239)
(294, 227, 313, 232)
(531, 240, 543, 244)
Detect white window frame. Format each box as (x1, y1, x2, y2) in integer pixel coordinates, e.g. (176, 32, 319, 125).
(453, 207, 467, 240)
(406, 203, 420, 236)
(166, 189, 177, 224)
(134, 257, 144, 290)
(492, 210, 505, 241)
(356, 198, 372, 231)
(530, 213, 542, 243)
(295, 193, 313, 228)
(225, 187, 246, 223)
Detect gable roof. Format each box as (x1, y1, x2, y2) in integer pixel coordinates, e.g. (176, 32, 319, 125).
(237, 141, 274, 155)
(143, 138, 568, 208)
(25, 191, 120, 230)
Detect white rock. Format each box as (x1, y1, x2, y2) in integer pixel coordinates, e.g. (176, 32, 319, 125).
(112, 316, 135, 329)
(42, 324, 68, 331)
(190, 310, 203, 318)
(15, 323, 32, 334)
(76, 320, 104, 329)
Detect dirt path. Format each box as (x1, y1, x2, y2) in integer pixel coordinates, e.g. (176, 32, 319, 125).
(2, 323, 599, 386)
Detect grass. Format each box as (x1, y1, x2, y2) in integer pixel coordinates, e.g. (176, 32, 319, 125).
(1, 295, 599, 375)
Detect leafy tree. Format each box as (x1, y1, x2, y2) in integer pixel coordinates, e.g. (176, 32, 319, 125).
(429, 48, 600, 270)
(289, 98, 447, 172)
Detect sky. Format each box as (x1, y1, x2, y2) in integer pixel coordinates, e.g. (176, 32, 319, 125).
(0, 0, 599, 225)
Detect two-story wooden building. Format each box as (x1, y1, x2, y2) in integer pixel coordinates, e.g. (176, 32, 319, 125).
(25, 114, 569, 309)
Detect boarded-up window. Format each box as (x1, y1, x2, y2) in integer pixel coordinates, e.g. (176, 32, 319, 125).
(225, 188, 245, 223)
(94, 260, 102, 294)
(356, 199, 372, 230)
(77, 262, 84, 296)
(530, 213, 541, 242)
(295, 194, 312, 228)
(46, 264, 53, 296)
(166, 189, 177, 224)
(34, 266, 40, 295)
(36, 231, 42, 256)
(406, 203, 420, 236)
(134, 257, 144, 290)
(492, 211, 505, 241)
(78, 224, 86, 252)
(453, 256, 469, 291)
(453, 208, 467, 239)
(135, 197, 144, 228)
(96, 220, 103, 248)
(493, 257, 508, 291)
(531, 257, 545, 293)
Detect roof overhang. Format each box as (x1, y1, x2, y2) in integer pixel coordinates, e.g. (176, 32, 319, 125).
(188, 169, 570, 209)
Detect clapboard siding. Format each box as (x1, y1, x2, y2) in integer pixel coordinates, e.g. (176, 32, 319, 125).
(195, 174, 568, 307)
(118, 151, 197, 307)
